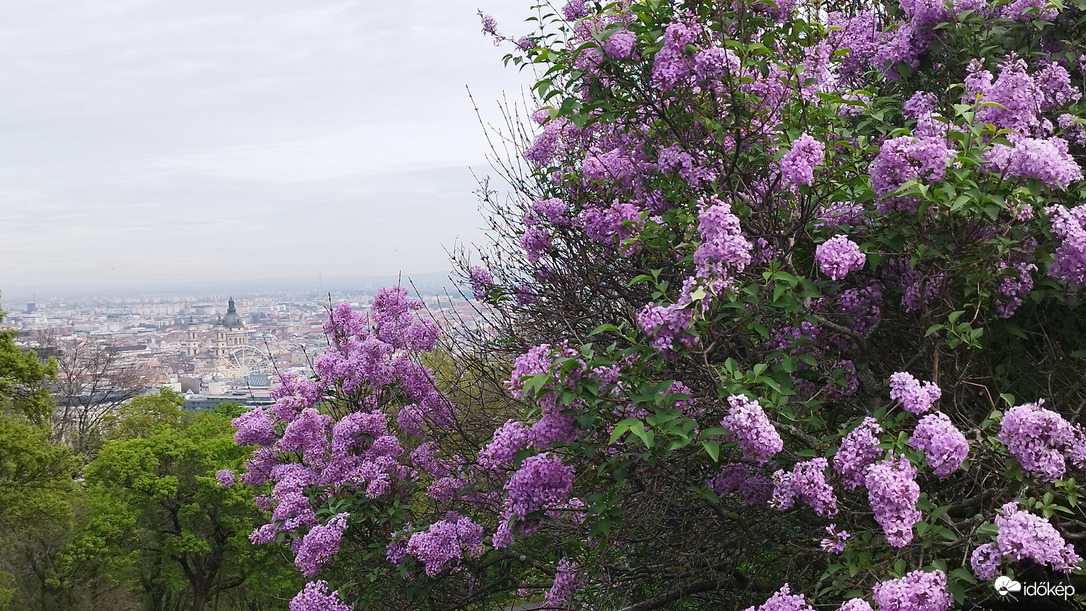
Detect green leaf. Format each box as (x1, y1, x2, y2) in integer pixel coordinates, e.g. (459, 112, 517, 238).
(703, 440, 720, 462)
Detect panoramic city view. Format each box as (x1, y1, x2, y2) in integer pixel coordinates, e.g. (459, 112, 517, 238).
(4, 1, 1086, 610)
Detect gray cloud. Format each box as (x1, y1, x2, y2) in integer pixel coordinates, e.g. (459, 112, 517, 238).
(0, 0, 535, 290)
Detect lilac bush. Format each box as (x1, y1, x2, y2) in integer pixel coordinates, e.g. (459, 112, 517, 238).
(233, 0, 1086, 607)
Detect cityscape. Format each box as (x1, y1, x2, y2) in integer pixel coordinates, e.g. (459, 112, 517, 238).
(0, 280, 481, 411)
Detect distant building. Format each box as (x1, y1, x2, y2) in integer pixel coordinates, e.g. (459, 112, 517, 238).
(184, 297, 270, 380)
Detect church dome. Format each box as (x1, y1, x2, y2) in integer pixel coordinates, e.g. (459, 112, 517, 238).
(220, 298, 244, 329)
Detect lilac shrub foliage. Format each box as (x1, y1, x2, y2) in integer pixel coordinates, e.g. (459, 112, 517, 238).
(232, 0, 1086, 608)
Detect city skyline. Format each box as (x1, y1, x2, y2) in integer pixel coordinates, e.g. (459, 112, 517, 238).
(0, 1, 535, 291)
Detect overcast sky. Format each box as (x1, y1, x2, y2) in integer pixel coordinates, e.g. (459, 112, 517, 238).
(0, 0, 536, 295)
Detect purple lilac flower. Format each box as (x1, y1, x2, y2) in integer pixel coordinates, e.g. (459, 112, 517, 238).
(815, 235, 865, 280)
(637, 302, 697, 353)
(780, 133, 825, 186)
(479, 420, 532, 470)
(545, 558, 579, 608)
(965, 58, 1042, 135)
(821, 524, 850, 553)
(294, 513, 349, 577)
(869, 135, 953, 211)
(1046, 204, 1086, 286)
(742, 584, 814, 611)
(871, 569, 949, 611)
(996, 502, 1082, 572)
(720, 395, 783, 465)
(405, 512, 485, 576)
(834, 417, 883, 489)
(651, 16, 700, 91)
(987, 137, 1083, 190)
(970, 543, 1002, 580)
(233, 408, 277, 447)
(839, 600, 873, 611)
(469, 266, 493, 301)
(694, 196, 753, 280)
(998, 399, 1077, 479)
(865, 455, 922, 547)
(604, 30, 636, 59)
(504, 453, 575, 520)
(289, 580, 351, 611)
(694, 47, 740, 81)
(904, 91, 938, 119)
(215, 469, 235, 487)
(826, 11, 880, 80)
(889, 372, 941, 414)
(707, 463, 774, 506)
(478, 12, 498, 36)
(771, 458, 838, 517)
(561, 0, 586, 20)
(908, 412, 969, 478)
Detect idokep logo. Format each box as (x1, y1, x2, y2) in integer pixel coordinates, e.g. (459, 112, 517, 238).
(994, 575, 1076, 600)
(993, 576, 1021, 597)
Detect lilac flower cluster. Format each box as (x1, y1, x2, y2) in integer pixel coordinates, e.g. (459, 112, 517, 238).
(1046, 204, 1086, 286)
(707, 463, 774, 506)
(503, 453, 575, 521)
(294, 513, 349, 577)
(771, 458, 838, 517)
(998, 399, 1080, 479)
(651, 15, 700, 91)
(479, 420, 532, 470)
(742, 584, 814, 611)
(544, 558, 579, 608)
(720, 395, 783, 465)
(288, 580, 351, 611)
(637, 302, 697, 353)
(865, 455, 922, 547)
(779, 133, 825, 186)
(404, 512, 485, 576)
(869, 134, 953, 212)
(216, 469, 235, 487)
(994, 502, 1082, 572)
(820, 524, 850, 554)
(838, 600, 873, 611)
(908, 412, 968, 478)
(833, 417, 883, 490)
(694, 196, 753, 279)
(986, 137, 1082, 190)
(604, 29, 636, 59)
(970, 543, 1002, 580)
(469, 266, 493, 301)
(889, 372, 941, 414)
(871, 569, 949, 611)
(815, 235, 866, 281)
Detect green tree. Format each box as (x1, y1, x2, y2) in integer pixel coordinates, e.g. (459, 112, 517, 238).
(78, 392, 298, 611)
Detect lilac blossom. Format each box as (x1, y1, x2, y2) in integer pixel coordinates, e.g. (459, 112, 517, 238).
(771, 458, 838, 517)
(908, 412, 969, 478)
(865, 455, 922, 547)
(503, 453, 575, 520)
(1046, 204, 1086, 286)
(707, 463, 774, 506)
(288, 580, 351, 611)
(604, 30, 636, 59)
(479, 420, 532, 470)
(294, 513, 349, 577)
(694, 196, 753, 279)
(561, 0, 586, 20)
(404, 512, 485, 576)
(999, 400, 1077, 479)
(651, 16, 700, 91)
(469, 266, 494, 301)
(779, 133, 825, 186)
(833, 417, 883, 489)
(839, 600, 873, 611)
(233, 408, 277, 447)
(215, 469, 235, 487)
(889, 372, 941, 414)
(742, 584, 814, 611)
(815, 235, 865, 280)
(720, 395, 783, 465)
(871, 569, 949, 611)
(545, 558, 579, 608)
(995, 502, 1082, 572)
(986, 137, 1082, 190)
(821, 524, 850, 553)
(970, 543, 1002, 580)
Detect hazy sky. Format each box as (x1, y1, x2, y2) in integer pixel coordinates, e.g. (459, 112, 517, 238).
(0, 0, 535, 293)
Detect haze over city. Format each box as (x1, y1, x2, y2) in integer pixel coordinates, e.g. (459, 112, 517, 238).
(0, 0, 533, 298)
